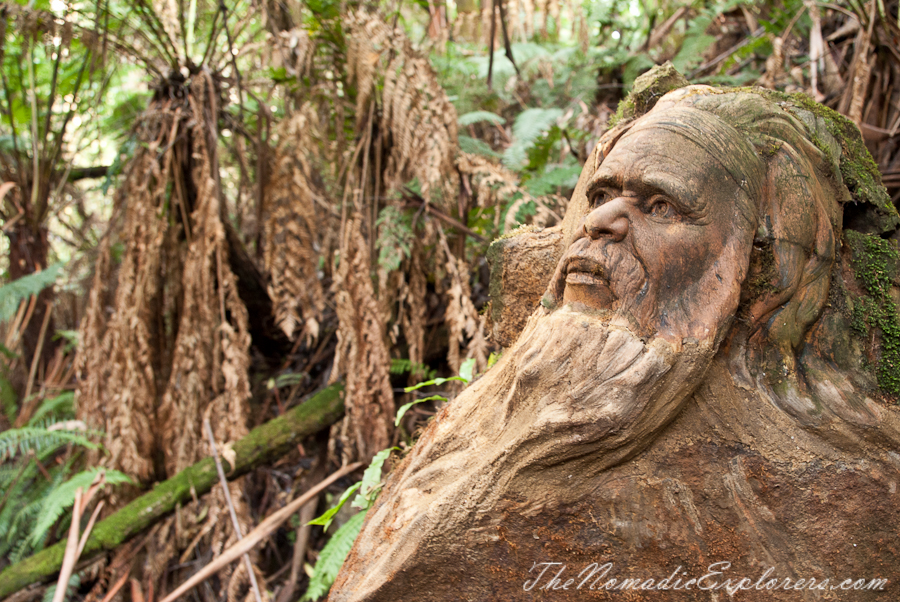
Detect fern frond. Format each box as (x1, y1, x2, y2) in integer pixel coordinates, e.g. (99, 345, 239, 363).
(27, 391, 76, 426)
(458, 135, 502, 160)
(0, 262, 64, 323)
(457, 110, 506, 127)
(502, 108, 564, 169)
(0, 425, 101, 461)
(525, 163, 582, 197)
(388, 359, 436, 380)
(302, 510, 367, 601)
(29, 468, 133, 548)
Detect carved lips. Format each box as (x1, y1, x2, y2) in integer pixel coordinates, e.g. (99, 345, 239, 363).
(562, 255, 617, 310)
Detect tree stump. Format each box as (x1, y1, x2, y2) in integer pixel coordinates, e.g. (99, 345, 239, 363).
(330, 65, 900, 601)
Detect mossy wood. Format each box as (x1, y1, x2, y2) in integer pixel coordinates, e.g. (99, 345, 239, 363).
(0, 384, 345, 598)
(332, 67, 900, 601)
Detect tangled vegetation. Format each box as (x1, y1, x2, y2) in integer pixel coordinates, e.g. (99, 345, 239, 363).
(1, 0, 899, 600)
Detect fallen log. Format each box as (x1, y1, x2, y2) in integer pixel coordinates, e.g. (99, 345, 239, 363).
(0, 384, 345, 598)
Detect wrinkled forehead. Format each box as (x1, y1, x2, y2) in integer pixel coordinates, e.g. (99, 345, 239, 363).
(597, 106, 766, 214)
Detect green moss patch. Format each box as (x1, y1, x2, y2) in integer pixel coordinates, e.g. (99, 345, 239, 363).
(846, 230, 900, 395)
(609, 61, 689, 127)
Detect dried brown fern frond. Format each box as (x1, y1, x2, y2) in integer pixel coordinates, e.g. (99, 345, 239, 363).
(331, 214, 395, 462)
(345, 10, 460, 205)
(158, 72, 251, 475)
(397, 246, 428, 369)
(456, 152, 520, 208)
(437, 227, 483, 373)
(75, 109, 178, 482)
(263, 106, 327, 341)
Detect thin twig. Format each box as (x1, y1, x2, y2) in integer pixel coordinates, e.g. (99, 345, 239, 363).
(52, 487, 83, 602)
(401, 190, 487, 243)
(159, 462, 363, 602)
(76, 501, 105, 558)
(487, 0, 498, 88)
(497, 0, 519, 75)
(203, 419, 263, 602)
(23, 300, 53, 408)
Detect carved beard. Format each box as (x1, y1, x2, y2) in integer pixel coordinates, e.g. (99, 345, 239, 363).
(330, 307, 725, 602)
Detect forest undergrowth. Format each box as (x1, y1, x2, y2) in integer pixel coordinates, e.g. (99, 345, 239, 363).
(1, 0, 899, 600)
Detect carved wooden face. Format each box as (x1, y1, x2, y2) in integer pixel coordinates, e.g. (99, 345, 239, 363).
(553, 124, 756, 344)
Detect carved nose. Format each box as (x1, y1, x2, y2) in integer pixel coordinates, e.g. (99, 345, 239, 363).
(584, 200, 629, 242)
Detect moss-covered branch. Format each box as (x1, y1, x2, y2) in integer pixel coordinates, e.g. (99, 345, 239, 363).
(0, 384, 345, 598)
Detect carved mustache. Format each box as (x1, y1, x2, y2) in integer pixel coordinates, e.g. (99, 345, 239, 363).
(558, 239, 649, 305)
(565, 257, 608, 280)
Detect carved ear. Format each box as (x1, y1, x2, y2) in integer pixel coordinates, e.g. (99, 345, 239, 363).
(748, 141, 836, 370)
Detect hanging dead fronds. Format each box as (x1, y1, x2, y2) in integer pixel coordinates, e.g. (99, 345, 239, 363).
(263, 107, 326, 342)
(75, 71, 256, 598)
(158, 72, 251, 475)
(457, 152, 520, 209)
(437, 227, 487, 373)
(345, 10, 460, 204)
(331, 215, 395, 463)
(75, 110, 176, 482)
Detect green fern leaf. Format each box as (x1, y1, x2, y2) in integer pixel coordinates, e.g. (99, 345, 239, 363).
(27, 392, 75, 426)
(0, 425, 101, 461)
(29, 468, 132, 548)
(525, 163, 582, 197)
(457, 110, 505, 127)
(458, 135, 502, 160)
(302, 510, 367, 601)
(0, 262, 64, 323)
(502, 108, 564, 169)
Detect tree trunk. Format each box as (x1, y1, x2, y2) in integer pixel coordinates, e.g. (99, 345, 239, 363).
(5, 218, 55, 372)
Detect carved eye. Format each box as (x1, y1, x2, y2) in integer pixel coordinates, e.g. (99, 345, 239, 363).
(591, 189, 613, 208)
(648, 197, 678, 220)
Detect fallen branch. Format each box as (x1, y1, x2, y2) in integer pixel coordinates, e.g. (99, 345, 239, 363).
(0, 384, 345, 598)
(203, 418, 262, 602)
(159, 462, 363, 602)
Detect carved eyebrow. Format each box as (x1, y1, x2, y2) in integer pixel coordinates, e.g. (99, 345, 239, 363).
(586, 171, 621, 200)
(587, 170, 699, 212)
(637, 173, 697, 207)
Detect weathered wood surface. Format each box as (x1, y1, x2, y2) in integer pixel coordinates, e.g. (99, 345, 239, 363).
(330, 69, 900, 601)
